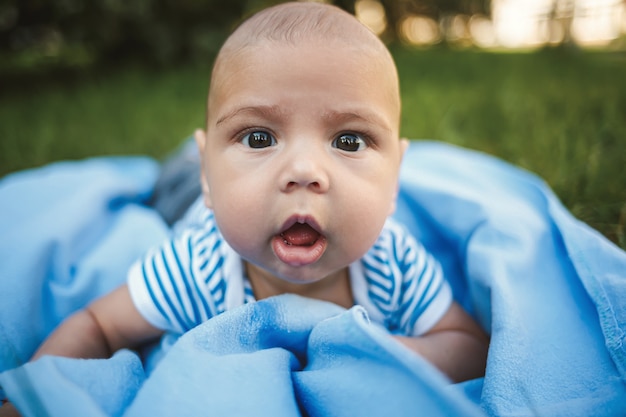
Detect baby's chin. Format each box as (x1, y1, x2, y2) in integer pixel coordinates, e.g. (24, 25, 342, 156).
(253, 259, 343, 287)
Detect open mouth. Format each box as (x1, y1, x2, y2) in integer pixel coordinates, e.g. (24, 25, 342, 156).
(280, 222, 321, 246)
(272, 220, 327, 266)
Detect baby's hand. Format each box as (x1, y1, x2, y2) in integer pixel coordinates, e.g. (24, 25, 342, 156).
(0, 402, 21, 417)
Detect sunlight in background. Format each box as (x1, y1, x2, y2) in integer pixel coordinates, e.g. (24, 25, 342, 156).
(399, 15, 442, 45)
(354, 0, 626, 49)
(571, 0, 626, 45)
(354, 0, 387, 35)
(493, 0, 625, 47)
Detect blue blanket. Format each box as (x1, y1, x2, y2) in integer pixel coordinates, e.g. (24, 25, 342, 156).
(1, 141, 625, 416)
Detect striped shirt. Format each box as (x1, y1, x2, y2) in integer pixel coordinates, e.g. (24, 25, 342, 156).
(128, 206, 452, 336)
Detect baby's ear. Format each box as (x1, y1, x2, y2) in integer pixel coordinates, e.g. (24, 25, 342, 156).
(194, 129, 213, 208)
(194, 128, 207, 154)
(399, 138, 409, 158)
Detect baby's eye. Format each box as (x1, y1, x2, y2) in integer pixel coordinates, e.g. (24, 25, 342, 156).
(332, 133, 368, 152)
(241, 131, 276, 148)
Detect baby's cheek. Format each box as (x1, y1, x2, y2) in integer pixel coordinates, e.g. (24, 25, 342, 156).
(340, 211, 386, 254)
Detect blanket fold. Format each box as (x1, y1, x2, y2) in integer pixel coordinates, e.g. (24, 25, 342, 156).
(0, 157, 167, 372)
(0, 350, 144, 417)
(1, 140, 625, 416)
(393, 142, 626, 416)
(2, 296, 485, 417)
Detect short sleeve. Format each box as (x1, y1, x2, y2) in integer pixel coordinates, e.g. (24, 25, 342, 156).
(393, 228, 453, 336)
(127, 228, 216, 334)
(352, 219, 453, 336)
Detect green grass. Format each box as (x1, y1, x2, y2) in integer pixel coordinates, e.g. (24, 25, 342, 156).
(0, 64, 211, 174)
(0, 47, 624, 248)
(393, 47, 626, 248)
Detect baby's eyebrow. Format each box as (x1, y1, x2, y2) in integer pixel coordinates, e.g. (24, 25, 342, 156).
(215, 104, 393, 134)
(215, 105, 284, 126)
(322, 109, 392, 134)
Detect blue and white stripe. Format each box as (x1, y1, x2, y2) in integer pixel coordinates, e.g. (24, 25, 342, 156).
(128, 208, 451, 336)
(353, 218, 452, 336)
(128, 211, 227, 334)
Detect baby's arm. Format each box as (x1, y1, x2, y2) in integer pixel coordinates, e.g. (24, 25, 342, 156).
(393, 301, 489, 383)
(0, 285, 162, 416)
(32, 284, 163, 360)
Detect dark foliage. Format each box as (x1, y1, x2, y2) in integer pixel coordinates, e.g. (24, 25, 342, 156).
(0, 0, 490, 74)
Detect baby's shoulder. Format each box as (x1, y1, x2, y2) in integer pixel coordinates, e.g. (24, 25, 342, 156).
(377, 217, 422, 249)
(172, 196, 215, 234)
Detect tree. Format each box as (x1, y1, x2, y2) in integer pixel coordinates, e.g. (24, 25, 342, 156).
(0, 0, 493, 74)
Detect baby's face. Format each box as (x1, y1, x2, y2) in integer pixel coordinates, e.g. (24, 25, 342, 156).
(198, 41, 405, 284)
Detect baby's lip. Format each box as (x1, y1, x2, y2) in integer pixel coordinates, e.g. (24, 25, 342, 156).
(278, 215, 322, 236)
(272, 214, 327, 266)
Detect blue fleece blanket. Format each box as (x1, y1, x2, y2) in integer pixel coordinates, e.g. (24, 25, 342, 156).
(1, 141, 625, 416)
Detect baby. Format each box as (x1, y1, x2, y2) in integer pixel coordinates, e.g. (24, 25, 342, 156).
(3, 4, 488, 413)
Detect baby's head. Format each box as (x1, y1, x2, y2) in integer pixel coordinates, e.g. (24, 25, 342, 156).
(195, 1, 407, 285)
(207, 1, 401, 129)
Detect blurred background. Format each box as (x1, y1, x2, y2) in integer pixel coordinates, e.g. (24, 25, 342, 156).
(0, 0, 624, 248)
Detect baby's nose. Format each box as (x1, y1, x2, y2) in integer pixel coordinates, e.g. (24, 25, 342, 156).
(279, 151, 329, 193)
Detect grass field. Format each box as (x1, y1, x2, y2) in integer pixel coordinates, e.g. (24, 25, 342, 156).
(0, 47, 624, 248)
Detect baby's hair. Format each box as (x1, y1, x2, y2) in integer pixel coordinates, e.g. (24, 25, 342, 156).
(214, 1, 391, 69)
(206, 1, 400, 129)
(228, 2, 377, 47)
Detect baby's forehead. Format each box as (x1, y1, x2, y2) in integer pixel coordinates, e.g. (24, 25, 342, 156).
(207, 3, 400, 125)
(220, 2, 387, 59)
